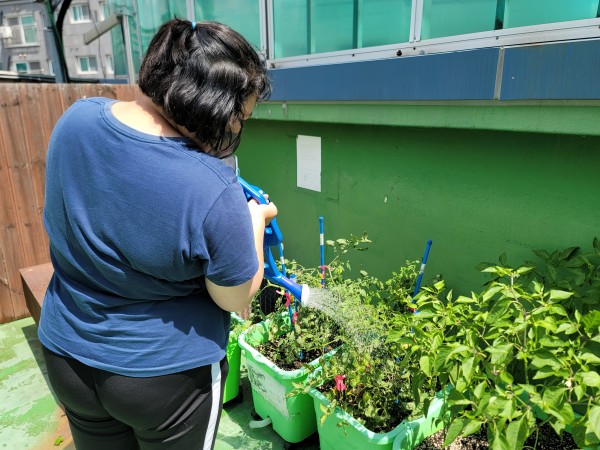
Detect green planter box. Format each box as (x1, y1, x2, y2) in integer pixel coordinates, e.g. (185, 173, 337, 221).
(223, 313, 244, 404)
(238, 313, 323, 443)
(309, 386, 448, 450)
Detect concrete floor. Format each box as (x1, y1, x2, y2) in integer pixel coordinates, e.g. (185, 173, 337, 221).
(0, 317, 320, 450)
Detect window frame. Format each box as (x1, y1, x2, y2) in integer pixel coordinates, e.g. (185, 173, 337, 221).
(70, 4, 92, 24)
(263, 0, 600, 69)
(13, 60, 42, 74)
(77, 56, 98, 74)
(4, 15, 38, 47)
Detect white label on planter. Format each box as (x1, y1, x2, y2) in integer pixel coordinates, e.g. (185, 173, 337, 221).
(245, 359, 289, 418)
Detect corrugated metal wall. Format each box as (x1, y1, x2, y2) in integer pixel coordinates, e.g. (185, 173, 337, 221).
(0, 83, 139, 323)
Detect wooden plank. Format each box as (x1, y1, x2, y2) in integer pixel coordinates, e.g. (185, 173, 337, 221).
(82, 83, 119, 100)
(114, 84, 137, 101)
(39, 84, 67, 146)
(17, 84, 50, 265)
(0, 85, 28, 321)
(19, 262, 53, 324)
(59, 83, 83, 109)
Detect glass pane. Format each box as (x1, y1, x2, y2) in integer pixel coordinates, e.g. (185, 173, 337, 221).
(21, 15, 34, 25)
(15, 62, 27, 73)
(311, 0, 355, 54)
(503, 0, 600, 28)
(359, 0, 412, 48)
(24, 25, 37, 43)
(421, 0, 498, 40)
(89, 57, 98, 71)
(197, 0, 261, 50)
(80, 58, 89, 71)
(273, 0, 309, 58)
(72, 6, 82, 21)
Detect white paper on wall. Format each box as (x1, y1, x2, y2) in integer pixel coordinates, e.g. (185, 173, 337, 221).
(296, 135, 321, 192)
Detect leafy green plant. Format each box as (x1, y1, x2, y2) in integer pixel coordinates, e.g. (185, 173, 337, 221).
(302, 296, 432, 433)
(245, 234, 374, 369)
(390, 263, 600, 450)
(247, 233, 438, 432)
(478, 237, 600, 315)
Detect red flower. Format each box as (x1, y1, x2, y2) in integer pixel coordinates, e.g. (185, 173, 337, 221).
(284, 292, 292, 308)
(334, 374, 347, 392)
(292, 311, 298, 324)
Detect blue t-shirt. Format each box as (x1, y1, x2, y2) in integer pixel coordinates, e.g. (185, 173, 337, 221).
(38, 97, 258, 377)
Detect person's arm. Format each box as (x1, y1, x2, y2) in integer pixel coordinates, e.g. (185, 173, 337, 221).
(206, 199, 277, 312)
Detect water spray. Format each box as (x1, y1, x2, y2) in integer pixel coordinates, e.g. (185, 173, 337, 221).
(238, 177, 312, 307)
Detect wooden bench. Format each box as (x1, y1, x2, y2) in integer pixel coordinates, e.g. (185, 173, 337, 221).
(18, 263, 252, 322)
(19, 263, 53, 325)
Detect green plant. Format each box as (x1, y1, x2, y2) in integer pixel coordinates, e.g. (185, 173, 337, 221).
(248, 233, 438, 433)
(304, 297, 431, 433)
(390, 264, 600, 450)
(246, 233, 375, 369)
(478, 237, 600, 315)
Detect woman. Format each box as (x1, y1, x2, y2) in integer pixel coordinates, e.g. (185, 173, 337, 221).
(38, 19, 276, 450)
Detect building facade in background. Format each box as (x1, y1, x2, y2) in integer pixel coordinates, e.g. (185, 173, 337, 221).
(0, 0, 119, 81)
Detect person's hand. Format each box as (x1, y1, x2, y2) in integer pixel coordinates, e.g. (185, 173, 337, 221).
(247, 197, 278, 227)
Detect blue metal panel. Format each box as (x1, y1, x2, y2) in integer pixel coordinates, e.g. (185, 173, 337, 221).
(500, 39, 600, 100)
(268, 48, 499, 101)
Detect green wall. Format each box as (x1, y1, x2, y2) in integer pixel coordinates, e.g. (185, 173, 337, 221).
(237, 104, 600, 294)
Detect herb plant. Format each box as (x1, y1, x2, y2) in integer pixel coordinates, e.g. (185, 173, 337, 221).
(389, 260, 600, 450)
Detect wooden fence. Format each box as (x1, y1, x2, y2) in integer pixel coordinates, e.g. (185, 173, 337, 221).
(0, 83, 140, 323)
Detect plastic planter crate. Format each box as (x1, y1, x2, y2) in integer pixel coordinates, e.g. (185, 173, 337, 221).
(309, 386, 448, 450)
(223, 313, 244, 404)
(238, 314, 324, 443)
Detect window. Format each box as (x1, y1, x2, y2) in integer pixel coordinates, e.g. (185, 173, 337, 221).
(48, 60, 55, 76)
(99, 2, 109, 21)
(105, 55, 114, 74)
(71, 4, 91, 23)
(6, 15, 38, 46)
(78, 56, 98, 73)
(14, 61, 41, 74)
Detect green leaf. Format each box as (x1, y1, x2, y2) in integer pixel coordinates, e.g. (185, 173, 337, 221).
(482, 285, 504, 302)
(530, 350, 562, 371)
(559, 246, 580, 261)
(473, 381, 487, 400)
(506, 416, 529, 450)
(420, 355, 431, 377)
(589, 406, 600, 440)
(516, 266, 533, 275)
(576, 371, 600, 388)
(582, 310, 600, 331)
(555, 322, 578, 334)
(487, 299, 512, 324)
(462, 356, 476, 384)
(532, 367, 563, 380)
(463, 419, 483, 437)
(443, 417, 467, 447)
(486, 343, 514, 366)
(549, 290, 574, 301)
(594, 237, 600, 254)
(579, 350, 600, 365)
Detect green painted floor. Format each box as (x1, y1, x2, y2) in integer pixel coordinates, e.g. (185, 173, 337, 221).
(0, 317, 320, 450)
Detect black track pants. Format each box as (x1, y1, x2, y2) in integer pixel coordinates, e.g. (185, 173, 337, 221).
(42, 346, 228, 450)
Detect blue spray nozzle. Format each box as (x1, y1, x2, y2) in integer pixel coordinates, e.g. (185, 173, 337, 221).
(238, 176, 311, 306)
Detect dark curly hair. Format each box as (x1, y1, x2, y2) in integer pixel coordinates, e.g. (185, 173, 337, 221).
(138, 19, 271, 156)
